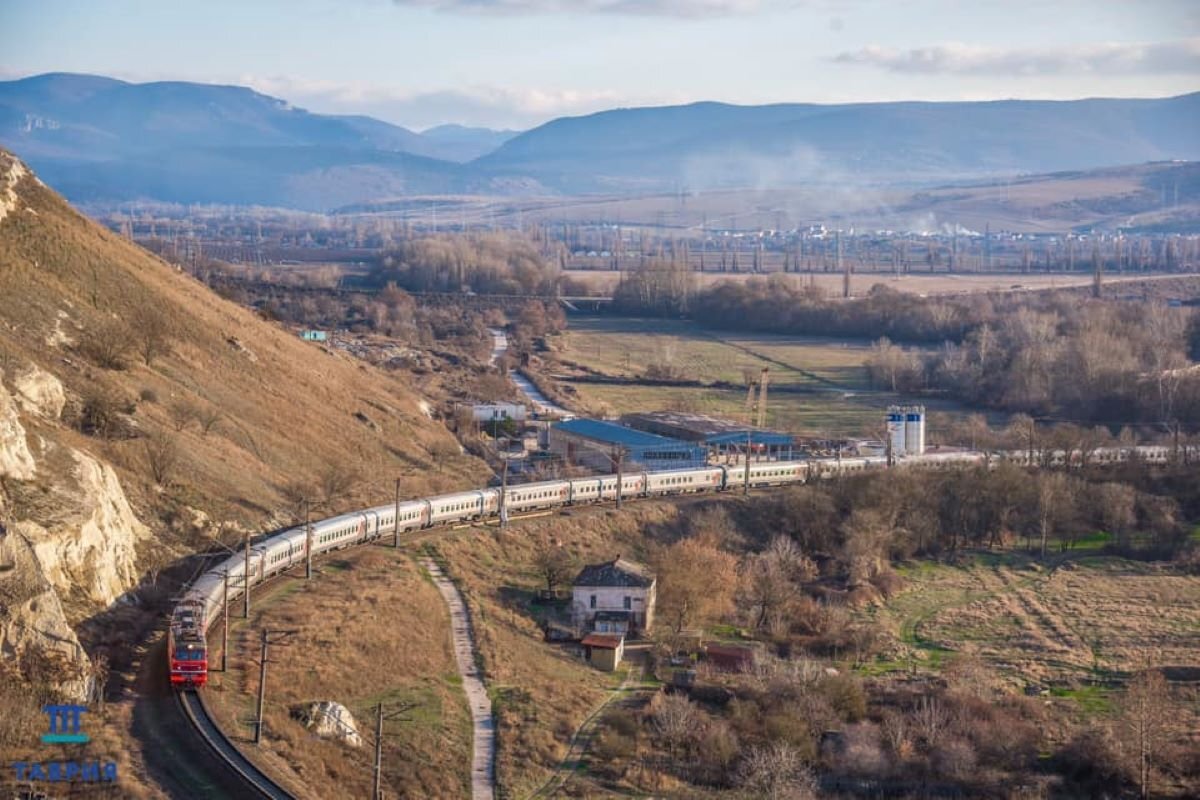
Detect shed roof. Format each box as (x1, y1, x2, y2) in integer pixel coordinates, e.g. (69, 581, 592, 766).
(581, 634, 624, 649)
(574, 556, 655, 588)
(553, 418, 683, 448)
(621, 411, 794, 446)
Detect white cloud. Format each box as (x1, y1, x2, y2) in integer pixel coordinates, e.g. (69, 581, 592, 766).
(389, 0, 767, 17)
(240, 75, 670, 129)
(833, 38, 1200, 76)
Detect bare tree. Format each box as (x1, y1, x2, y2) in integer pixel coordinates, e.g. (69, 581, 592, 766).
(142, 431, 180, 487)
(78, 318, 134, 370)
(654, 534, 738, 637)
(130, 305, 172, 365)
(319, 463, 358, 505)
(1121, 669, 1172, 800)
(198, 406, 224, 437)
(736, 741, 817, 800)
(531, 540, 575, 598)
(170, 400, 200, 432)
(651, 692, 699, 767)
(739, 536, 816, 631)
(914, 694, 951, 751)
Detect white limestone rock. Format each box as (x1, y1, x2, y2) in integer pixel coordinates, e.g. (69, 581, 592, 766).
(298, 701, 363, 748)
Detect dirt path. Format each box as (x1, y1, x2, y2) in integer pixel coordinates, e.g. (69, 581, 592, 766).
(420, 557, 496, 800)
(528, 663, 647, 799)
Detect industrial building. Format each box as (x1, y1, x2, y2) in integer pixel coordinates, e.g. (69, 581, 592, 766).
(621, 411, 795, 460)
(549, 418, 707, 472)
(886, 405, 927, 456)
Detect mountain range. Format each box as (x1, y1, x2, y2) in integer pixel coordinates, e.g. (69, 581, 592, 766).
(2, 72, 1198, 211)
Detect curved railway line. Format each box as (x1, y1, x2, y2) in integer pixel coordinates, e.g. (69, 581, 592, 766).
(164, 444, 1195, 799)
(176, 689, 296, 800)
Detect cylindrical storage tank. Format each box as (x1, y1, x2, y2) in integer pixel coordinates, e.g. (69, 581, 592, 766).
(905, 407, 925, 455)
(887, 408, 906, 457)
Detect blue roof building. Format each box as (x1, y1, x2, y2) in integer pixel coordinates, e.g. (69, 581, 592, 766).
(621, 411, 795, 459)
(549, 419, 707, 472)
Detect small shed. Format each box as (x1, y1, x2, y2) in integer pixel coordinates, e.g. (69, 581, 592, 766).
(581, 633, 625, 672)
(703, 644, 757, 672)
(299, 330, 328, 342)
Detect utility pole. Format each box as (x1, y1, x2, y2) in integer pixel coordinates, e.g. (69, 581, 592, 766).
(254, 629, 297, 745)
(373, 703, 384, 800)
(305, 498, 313, 579)
(222, 571, 230, 672)
(743, 428, 752, 496)
(614, 447, 625, 509)
(393, 478, 402, 548)
(370, 701, 418, 800)
(243, 531, 251, 619)
(499, 458, 509, 528)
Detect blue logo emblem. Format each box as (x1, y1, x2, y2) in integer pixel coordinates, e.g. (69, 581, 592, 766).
(42, 705, 90, 744)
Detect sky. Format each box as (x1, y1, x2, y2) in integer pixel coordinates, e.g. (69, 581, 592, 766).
(1, 0, 1197, 130)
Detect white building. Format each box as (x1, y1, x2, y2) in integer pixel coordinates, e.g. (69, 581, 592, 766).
(470, 403, 527, 423)
(571, 556, 656, 636)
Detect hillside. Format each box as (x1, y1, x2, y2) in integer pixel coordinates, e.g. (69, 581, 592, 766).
(0, 148, 484, 790)
(478, 94, 1200, 193)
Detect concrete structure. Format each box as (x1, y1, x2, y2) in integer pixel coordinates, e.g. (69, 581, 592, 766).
(299, 330, 327, 342)
(621, 411, 795, 461)
(905, 406, 926, 455)
(549, 419, 705, 472)
(572, 556, 656, 636)
(581, 633, 625, 672)
(886, 405, 926, 457)
(469, 402, 527, 424)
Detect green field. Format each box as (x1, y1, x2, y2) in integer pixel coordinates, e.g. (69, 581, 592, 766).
(553, 316, 993, 438)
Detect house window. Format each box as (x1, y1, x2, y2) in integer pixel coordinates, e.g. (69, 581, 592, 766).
(590, 594, 596, 609)
(624, 596, 632, 610)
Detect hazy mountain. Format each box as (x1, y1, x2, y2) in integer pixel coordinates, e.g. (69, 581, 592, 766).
(3, 72, 1197, 209)
(0, 73, 493, 209)
(420, 124, 520, 162)
(477, 95, 1200, 192)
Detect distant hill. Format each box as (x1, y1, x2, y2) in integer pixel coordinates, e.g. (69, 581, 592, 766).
(0, 73, 524, 209)
(477, 95, 1200, 192)
(421, 124, 520, 162)
(2, 72, 1198, 209)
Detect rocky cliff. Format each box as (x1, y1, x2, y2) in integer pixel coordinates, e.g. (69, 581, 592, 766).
(1, 364, 150, 699)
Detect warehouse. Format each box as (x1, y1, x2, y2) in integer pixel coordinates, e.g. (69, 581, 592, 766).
(549, 418, 707, 472)
(621, 411, 795, 461)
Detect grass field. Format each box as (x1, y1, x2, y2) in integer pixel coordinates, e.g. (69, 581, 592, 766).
(864, 550, 1200, 720)
(552, 316, 993, 438)
(204, 547, 472, 800)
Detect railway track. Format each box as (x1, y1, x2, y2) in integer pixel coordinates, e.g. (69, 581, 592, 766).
(176, 689, 296, 800)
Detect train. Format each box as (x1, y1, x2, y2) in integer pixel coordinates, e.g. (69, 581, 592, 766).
(168, 444, 1190, 688)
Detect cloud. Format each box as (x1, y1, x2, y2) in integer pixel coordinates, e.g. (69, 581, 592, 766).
(389, 0, 767, 17)
(833, 38, 1200, 76)
(240, 75, 667, 129)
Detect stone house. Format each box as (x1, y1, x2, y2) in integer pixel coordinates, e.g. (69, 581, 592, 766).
(571, 555, 656, 636)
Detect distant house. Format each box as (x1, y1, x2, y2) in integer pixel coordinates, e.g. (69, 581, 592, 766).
(581, 633, 625, 671)
(299, 330, 327, 342)
(572, 556, 656, 636)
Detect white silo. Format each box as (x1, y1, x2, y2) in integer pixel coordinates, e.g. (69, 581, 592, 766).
(904, 406, 926, 455)
(886, 407, 906, 458)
